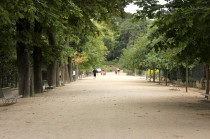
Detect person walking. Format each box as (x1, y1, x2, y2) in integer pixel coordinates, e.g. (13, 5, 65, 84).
(117, 69, 120, 75)
(93, 69, 97, 79)
(115, 69, 117, 75)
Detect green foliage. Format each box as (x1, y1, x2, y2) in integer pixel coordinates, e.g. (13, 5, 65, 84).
(200, 78, 205, 90)
(103, 59, 118, 66)
(146, 69, 159, 78)
(0, 0, 137, 89)
(101, 65, 110, 72)
(81, 35, 108, 69)
(71, 22, 109, 70)
(107, 16, 150, 61)
(134, 0, 210, 64)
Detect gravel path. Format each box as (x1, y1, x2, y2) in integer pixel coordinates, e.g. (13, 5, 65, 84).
(0, 72, 210, 139)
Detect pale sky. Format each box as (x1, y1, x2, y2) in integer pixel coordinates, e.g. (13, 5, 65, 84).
(124, 0, 167, 14)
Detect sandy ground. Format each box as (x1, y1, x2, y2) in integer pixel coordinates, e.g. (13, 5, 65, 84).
(0, 72, 210, 139)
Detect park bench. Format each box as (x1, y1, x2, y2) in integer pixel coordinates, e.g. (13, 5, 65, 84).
(200, 93, 210, 100)
(170, 79, 181, 90)
(0, 87, 22, 104)
(43, 80, 54, 90)
(60, 80, 65, 86)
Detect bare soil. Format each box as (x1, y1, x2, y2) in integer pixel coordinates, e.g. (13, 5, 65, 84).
(0, 72, 210, 139)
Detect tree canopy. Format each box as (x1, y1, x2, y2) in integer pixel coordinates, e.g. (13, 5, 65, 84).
(134, 0, 210, 64)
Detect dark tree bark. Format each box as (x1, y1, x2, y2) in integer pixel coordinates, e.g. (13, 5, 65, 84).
(15, 73, 18, 88)
(64, 63, 70, 82)
(56, 61, 60, 87)
(33, 20, 43, 93)
(47, 61, 57, 88)
(47, 32, 57, 88)
(61, 61, 65, 83)
(68, 57, 73, 82)
(206, 64, 209, 99)
(149, 69, 152, 81)
(186, 60, 188, 92)
(76, 63, 79, 80)
(159, 69, 161, 84)
(16, 18, 31, 97)
(146, 70, 148, 80)
(33, 46, 43, 93)
(165, 70, 168, 86)
(153, 69, 155, 82)
(30, 68, 34, 97)
(62, 38, 70, 83)
(16, 45, 31, 96)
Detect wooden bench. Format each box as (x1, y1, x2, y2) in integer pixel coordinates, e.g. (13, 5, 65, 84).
(43, 80, 54, 90)
(201, 93, 210, 100)
(0, 87, 22, 104)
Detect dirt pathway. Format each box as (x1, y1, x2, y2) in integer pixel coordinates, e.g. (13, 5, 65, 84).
(0, 72, 210, 139)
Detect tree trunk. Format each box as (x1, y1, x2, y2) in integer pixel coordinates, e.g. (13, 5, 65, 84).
(159, 69, 161, 84)
(33, 20, 43, 93)
(76, 63, 79, 80)
(16, 41, 31, 97)
(15, 73, 18, 88)
(65, 63, 70, 82)
(63, 62, 66, 82)
(58, 37, 69, 84)
(146, 70, 148, 80)
(56, 61, 60, 87)
(6, 76, 9, 87)
(64, 63, 67, 82)
(33, 46, 42, 93)
(206, 64, 209, 99)
(149, 69, 151, 81)
(153, 69, 155, 82)
(16, 18, 31, 97)
(61, 62, 65, 83)
(186, 60, 188, 92)
(30, 68, 34, 97)
(165, 70, 168, 86)
(47, 32, 57, 88)
(134, 68, 136, 76)
(47, 61, 57, 88)
(68, 57, 73, 82)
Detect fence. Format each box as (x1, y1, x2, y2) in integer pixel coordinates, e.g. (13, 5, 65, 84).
(167, 64, 206, 89)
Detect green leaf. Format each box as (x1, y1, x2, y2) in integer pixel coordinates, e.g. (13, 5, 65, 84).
(18, 12, 24, 19)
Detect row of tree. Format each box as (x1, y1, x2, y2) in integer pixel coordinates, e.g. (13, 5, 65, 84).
(0, 0, 134, 97)
(120, 0, 209, 94)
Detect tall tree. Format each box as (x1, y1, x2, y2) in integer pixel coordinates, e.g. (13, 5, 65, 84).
(16, 18, 31, 97)
(135, 0, 210, 94)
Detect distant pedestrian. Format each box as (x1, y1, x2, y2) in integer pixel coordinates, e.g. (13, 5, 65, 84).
(115, 69, 117, 75)
(117, 69, 120, 75)
(101, 70, 105, 76)
(93, 69, 97, 79)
